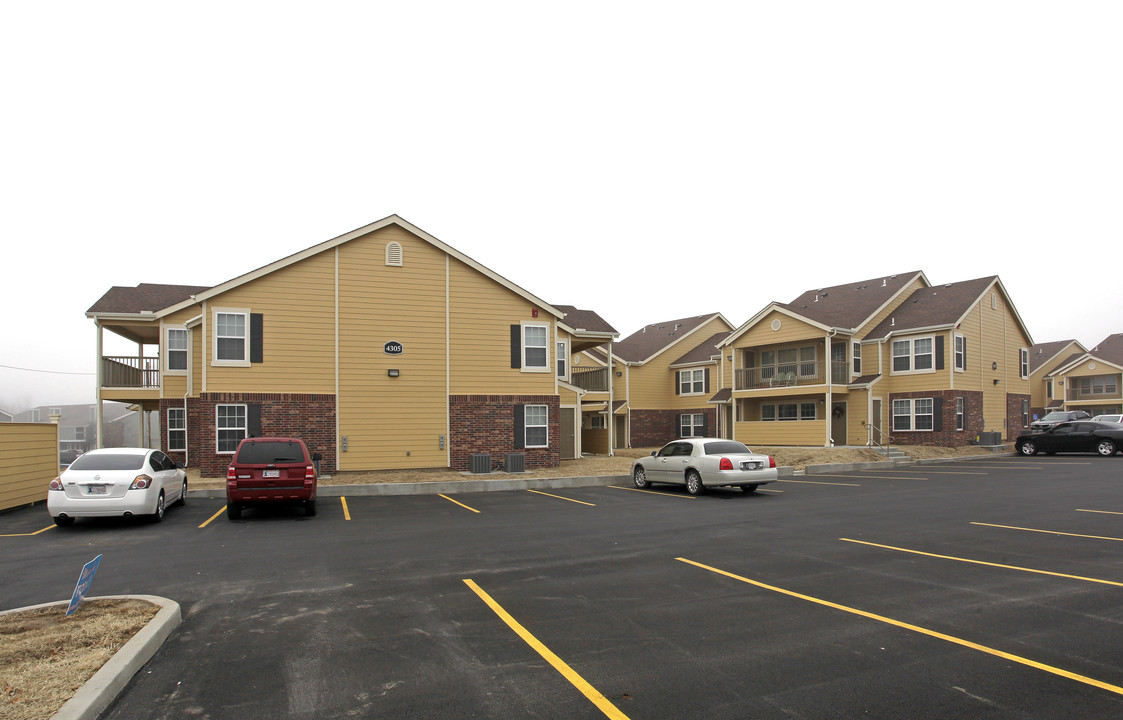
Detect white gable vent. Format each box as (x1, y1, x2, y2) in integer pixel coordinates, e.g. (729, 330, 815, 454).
(386, 242, 403, 267)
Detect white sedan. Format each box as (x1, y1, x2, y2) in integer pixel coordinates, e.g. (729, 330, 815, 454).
(632, 438, 778, 495)
(47, 447, 187, 526)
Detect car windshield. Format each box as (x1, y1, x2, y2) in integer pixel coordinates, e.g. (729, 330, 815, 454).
(68, 453, 145, 471)
(703, 441, 752, 455)
(1039, 413, 1069, 422)
(236, 441, 306, 464)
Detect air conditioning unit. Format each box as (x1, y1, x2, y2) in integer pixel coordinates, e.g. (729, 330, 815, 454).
(469, 454, 491, 474)
(504, 453, 526, 473)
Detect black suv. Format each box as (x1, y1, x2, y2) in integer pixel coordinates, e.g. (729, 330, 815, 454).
(1030, 410, 1091, 432)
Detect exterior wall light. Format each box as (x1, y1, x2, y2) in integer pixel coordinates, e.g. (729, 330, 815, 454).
(388, 369, 400, 377)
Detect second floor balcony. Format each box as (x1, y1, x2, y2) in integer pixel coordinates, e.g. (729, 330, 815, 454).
(102, 356, 160, 388)
(735, 360, 849, 391)
(571, 366, 610, 392)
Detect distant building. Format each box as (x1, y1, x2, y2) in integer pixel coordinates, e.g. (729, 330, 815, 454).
(10, 403, 140, 458)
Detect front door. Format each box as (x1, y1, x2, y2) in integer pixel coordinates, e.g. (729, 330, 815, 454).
(872, 399, 883, 445)
(831, 402, 847, 445)
(560, 408, 576, 459)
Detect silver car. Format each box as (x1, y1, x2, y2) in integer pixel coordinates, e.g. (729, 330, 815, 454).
(632, 438, 778, 495)
(47, 448, 187, 526)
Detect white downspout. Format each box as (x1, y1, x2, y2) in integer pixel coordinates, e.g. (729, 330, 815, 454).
(95, 320, 104, 449)
(608, 342, 615, 456)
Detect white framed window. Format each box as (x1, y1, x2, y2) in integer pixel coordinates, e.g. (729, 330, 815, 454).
(167, 327, 188, 372)
(956, 397, 965, 431)
(168, 408, 186, 451)
(679, 368, 705, 395)
(891, 337, 936, 374)
(522, 324, 549, 371)
(852, 341, 862, 375)
(778, 403, 798, 421)
(1019, 348, 1030, 379)
(589, 415, 606, 429)
(680, 413, 705, 436)
(75, 425, 86, 441)
(524, 404, 548, 447)
(1021, 399, 1029, 427)
(893, 398, 934, 431)
(954, 334, 966, 372)
(556, 340, 568, 379)
(213, 309, 249, 365)
(1077, 375, 1118, 396)
(799, 346, 817, 378)
(216, 404, 247, 453)
(761, 405, 776, 421)
(800, 402, 817, 420)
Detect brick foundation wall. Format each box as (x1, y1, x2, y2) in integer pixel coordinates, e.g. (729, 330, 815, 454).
(889, 390, 984, 447)
(449, 395, 560, 471)
(161, 393, 337, 478)
(629, 407, 716, 448)
(1007, 393, 1031, 440)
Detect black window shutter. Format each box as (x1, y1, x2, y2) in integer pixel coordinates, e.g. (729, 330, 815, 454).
(701, 413, 710, 436)
(250, 314, 264, 364)
(933, 397, 943, 431)
(704, 368, 710, 393)
(935, 335, 944, 371)
(513, 404, 525, 449)
(963, 339, 967, 370)
(510, 325, 522, 369)
(247, 404, 262, 438)
(674, 371, 681, 395)
(676, 414, 683, 438)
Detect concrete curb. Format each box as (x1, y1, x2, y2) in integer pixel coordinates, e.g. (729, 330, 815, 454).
(0, 595, 181, 720)
(190, 452, 1016, 498)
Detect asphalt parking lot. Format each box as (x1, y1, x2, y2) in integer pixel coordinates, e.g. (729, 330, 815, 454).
(4, 455, 1123, 719)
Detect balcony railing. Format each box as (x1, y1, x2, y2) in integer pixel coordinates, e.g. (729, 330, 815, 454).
(102, 356, 160, 388)
(735, 361, 849, 391)
(571, 367, 610, 392)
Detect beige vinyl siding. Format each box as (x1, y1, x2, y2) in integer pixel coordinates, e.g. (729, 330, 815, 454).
(627, 316, 731, 410)
(1060, 359, 1122, 407)
(337, 226, 451, 470)
(204, 250, 337, 393)
(0, 423, 57, 511)
(1029, 343, 1080, 408)
(736, 420, 826, 446)
(448, 257, 557, 395)
(732, 311, 822, 349)
(883, 332, 951, 393)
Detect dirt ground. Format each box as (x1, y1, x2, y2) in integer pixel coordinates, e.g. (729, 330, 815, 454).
(0, 598, 158, 720)
(3, 443, 1002, 716)
(188, 443, 1003, 488)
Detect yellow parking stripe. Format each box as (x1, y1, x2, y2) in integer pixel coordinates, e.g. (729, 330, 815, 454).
(971, 522, 1123, 543)
(340, 496, 351, 520)
(439, 494, 481, 513)
(464, 579, 631, 720)
(677, 557, 1123, 697)
(199, 506, 226, 528)
(897, 470, 988, 475)
(607, 485, 695, 499)
(841, 538, 1123, 588)
(779, 477, 863, 486)
(527, 490, 595, 506)
(1077, 509, 1123, 516)
(0, 525, 55, 537)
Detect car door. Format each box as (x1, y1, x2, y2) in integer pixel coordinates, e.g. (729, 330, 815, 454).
(664, 442, 695, 485)
(150, 451, 176, 500)
(1040, 423, 1074, 453)
(1069, 423, 1098, 453)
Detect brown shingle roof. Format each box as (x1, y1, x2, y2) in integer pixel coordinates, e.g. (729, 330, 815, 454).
(613, 313, 723, 363)
(865, 276, 997, 338)
(1029, 339, 1084, 373)
(87, 283, 211, 314)
(553, 305, 617, 335)
(672, 331, 732, 366)
(779, 272, 923, 330)
(1088, 334, 1123, 367)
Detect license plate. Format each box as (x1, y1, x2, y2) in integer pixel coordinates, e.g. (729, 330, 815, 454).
(263, 469, 280, 478)
(741, 462, 762, 471)
(87, 485, 107, 495)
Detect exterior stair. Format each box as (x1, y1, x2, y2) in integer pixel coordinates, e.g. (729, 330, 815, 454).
(878, 446, 910, 462)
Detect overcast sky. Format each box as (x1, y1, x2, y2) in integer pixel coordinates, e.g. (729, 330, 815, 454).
(2, 2, 1120, 413)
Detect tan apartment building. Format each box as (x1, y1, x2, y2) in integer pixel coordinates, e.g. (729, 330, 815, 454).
(1034, 334, 1123, 419)
(87, 216, 616, 476)
(1028, 339, 1088, 417)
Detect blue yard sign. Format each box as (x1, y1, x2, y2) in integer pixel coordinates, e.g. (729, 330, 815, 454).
(66, 554, 103, 617)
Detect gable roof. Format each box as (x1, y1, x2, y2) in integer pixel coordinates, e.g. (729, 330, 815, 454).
(613, 313, 729, 364)
(87, 215, 564, 322)
(1051, 333, 1123, 376)
(865, 276, 999, 338)
(779, 271, 925, 331)
(552, 305, 618, 336)
(671, 331, 732, 366)
(87, 283, 210, 315)
(1029, 339, 1086, 373)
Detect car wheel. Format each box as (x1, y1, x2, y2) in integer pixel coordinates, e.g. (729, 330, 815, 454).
(150, 492, 165, 523)
(1017, 441, 1037, 456)
(175, 478, 188, 506)
(633, 466, 650, 489)
(741, 485, 758, 494)
(305, 499, 317, 517)
(1097, 439, 1117, 457)
(685, 470, 704, 496)
(227, 502, 242, 520)
(53, 515, 75, 527)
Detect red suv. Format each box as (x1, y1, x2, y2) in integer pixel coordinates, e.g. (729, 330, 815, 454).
(226, 437, 318, 519)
